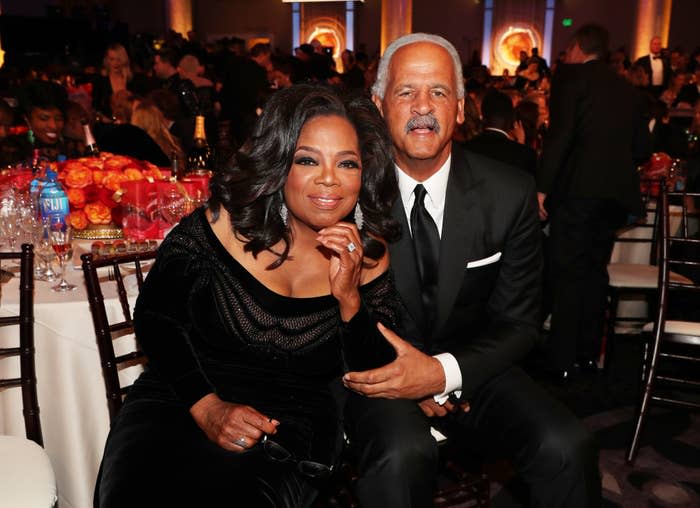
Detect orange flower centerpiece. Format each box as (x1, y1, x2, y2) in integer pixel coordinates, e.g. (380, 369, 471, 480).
(57, 153, 168, 239)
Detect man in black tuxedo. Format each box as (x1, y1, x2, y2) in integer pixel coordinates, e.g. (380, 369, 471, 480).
(634, 36, 671, 98)
(538, 24, 649, 378)
(343, 33, 600, 507)
(466, 88, 537, 175)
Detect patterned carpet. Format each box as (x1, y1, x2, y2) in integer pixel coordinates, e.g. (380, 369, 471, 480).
(588, 407, 700, 507)
(487, 334, 700, 507)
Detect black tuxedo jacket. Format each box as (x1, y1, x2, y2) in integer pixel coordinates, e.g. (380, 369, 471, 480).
(389, 144, 542, 397)
(635, 54, 671, 89)
(465, 130, 537, 176)
(538, 61, 648, 214)
(677, 83, 700, 106)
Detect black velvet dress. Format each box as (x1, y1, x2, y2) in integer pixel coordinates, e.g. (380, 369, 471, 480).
(95, 208, 398, 508)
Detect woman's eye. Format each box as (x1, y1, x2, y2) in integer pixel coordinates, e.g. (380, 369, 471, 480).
(294, 156, 316, 166)
(339, 160, 360, 169)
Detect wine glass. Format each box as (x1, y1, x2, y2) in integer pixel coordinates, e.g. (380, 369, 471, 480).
(47, 217, 76, 292)
(33, 219, 57, 281)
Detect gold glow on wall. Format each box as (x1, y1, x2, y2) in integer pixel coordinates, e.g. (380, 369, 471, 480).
(164, 0, 193, 36)
(492, 25, 541, 75)
(304, 17, 345, 71)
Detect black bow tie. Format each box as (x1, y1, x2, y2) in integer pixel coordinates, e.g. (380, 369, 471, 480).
(652, 55, 662, 60)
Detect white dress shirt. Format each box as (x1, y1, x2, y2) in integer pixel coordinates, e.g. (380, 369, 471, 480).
(395, 157, 463, 404)
(650, 54, 664, 86)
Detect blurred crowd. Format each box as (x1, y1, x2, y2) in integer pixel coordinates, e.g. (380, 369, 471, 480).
(0, 28, 699, 178)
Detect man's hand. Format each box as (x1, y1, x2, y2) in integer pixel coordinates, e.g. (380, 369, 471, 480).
(418, 398, 471, 418)
(537, 192, 548, 221)
(343, 323, 446, 399)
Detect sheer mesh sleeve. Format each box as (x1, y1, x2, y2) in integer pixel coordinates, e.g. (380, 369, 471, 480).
(339, 270, 400, 371)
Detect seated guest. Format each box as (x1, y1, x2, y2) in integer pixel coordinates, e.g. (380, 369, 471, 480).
(94, 84, 400, 507)
(92, 43, 154, 121)
(130, 100, 184, 164)
(91, 89, 175, 166)
(153, 46, 198, 151)
(2, 79, 68, 163)
(677, 67, 700, 107)
(660, 70, 688, 108)
(178, 53, 218, 140)
(466, 88, 537, 174)
(649, 99, 689, 158)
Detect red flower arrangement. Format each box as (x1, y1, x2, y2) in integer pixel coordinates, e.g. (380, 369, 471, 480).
(57, 153, 168, 230)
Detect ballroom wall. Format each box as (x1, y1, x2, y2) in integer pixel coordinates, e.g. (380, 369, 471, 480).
(1, 0, 699, 66)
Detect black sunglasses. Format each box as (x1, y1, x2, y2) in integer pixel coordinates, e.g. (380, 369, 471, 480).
(261, 435, 334, 479)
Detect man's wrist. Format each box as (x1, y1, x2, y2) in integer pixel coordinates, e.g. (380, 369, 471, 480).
(432, 353, 462, 404)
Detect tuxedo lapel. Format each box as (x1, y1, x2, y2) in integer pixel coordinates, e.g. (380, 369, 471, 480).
(388, 197, 425, 328)
(434, 147, 486, 336)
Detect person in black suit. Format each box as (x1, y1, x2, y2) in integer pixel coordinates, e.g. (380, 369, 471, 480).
(342, 33, 600, 508)
(538, 24, 650, 379)
(466, 88, 537, 175)
(634, 36, 671, 98)
(677, 67, 700, 107)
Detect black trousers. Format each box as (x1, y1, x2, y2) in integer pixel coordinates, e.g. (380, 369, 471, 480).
(344, 367, 601, 508)
(546, 197, 627, 370)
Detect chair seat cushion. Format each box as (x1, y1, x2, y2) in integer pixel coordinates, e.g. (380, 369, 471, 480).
(642, 320, 700, 337)
(607, 263, 692, 288)
(0, 436, 57, 507)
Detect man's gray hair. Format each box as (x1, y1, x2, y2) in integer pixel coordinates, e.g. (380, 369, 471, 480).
(371, 33, 465, 100)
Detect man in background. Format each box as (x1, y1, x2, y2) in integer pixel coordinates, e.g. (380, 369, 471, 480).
(635, 36, 671, 97)
(538, 24, 650, 380)
(466, 88, 537, 175)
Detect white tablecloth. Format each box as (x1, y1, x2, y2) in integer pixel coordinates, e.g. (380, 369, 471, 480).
(0, 252, 142, 508)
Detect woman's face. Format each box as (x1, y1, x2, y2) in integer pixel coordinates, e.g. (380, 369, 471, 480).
(28, 107, 64, 145)
(284, 114, 362, 232)
(106, 49, 125, 73)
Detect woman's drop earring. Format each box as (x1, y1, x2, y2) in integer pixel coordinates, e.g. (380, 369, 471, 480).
(354, 202, 363, 230)
(280, 202, 288, 226)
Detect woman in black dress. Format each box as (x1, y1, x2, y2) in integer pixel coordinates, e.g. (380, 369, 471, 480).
(95, 84, 401, 507)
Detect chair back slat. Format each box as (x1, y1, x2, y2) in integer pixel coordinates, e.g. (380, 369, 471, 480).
(612, 177, 665, 265)
(0, 244, 42, 445)
(628, 188, 700, 463)
(81, 249, 157, 423)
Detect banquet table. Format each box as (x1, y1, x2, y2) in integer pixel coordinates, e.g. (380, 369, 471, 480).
(0, 249, 144, 508)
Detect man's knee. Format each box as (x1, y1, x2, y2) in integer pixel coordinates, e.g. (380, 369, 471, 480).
(533, 418, 598, 478)
(357, 423, 439, 479)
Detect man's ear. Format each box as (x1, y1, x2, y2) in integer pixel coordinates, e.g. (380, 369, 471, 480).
(371, 95, 384, 117)
(456, 97, 465, 126)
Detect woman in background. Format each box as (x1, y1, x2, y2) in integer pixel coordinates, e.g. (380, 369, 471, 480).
(0, 79, 68, 164)
(130, 99, 183, 164)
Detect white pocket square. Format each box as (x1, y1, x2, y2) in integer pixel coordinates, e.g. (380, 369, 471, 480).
(466, 252, 502, 269)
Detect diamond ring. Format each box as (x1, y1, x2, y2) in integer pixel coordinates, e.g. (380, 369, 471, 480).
(347, 242, 357, 253)
(234, 436, 247, 448)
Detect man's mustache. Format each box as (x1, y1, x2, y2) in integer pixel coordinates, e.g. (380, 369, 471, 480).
(405, 114, 440, 134)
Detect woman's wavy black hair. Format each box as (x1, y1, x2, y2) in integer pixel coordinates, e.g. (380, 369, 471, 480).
(209, 84, 400, 268)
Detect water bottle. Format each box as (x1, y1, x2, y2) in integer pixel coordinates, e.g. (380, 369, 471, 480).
(39, 170, 70, 225)
(29, 161, 49, 220)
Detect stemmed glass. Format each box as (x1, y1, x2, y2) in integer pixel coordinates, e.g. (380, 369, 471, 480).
(33, 219, 57, 282)
(47, 217, 76, 292)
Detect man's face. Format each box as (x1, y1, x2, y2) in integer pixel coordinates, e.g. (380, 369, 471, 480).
(650, 37, 662, 55)
(153, 55, 170, 79)
(565, 42, 585, 64)
(373, 42, 464, 179)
